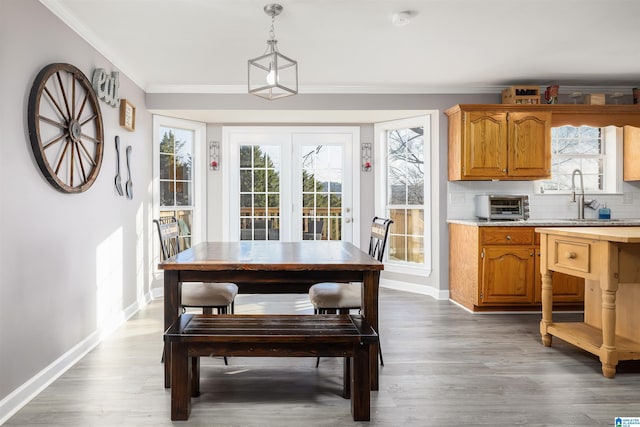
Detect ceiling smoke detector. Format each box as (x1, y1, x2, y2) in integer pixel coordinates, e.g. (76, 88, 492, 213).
(391, 10, 417, 27)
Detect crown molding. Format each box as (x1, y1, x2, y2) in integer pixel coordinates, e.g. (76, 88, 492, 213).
(146, 83, 636, 95)
(39, 0, 147, 90)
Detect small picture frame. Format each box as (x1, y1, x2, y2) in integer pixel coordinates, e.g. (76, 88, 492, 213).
(119, 99, 136, 131)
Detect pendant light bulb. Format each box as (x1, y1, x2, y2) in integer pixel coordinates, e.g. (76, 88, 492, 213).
(266, 67, 277, 85)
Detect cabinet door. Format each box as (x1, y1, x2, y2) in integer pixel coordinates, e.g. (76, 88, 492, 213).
(508, 111, 551, 178)
(462, 111, 508, 178)
(481, 246, 534, 304)
(534, 249, 585, 303)
(623, 126, 640, 181)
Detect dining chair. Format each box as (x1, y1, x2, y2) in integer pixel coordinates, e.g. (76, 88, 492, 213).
(154, 217, 239, 365)
(308, 216, 393, 366)
(154, 217, 239, 316)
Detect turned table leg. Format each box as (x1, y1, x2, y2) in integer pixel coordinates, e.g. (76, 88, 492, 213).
(540, 271, 553, 347)
(600, 288, 618, 378)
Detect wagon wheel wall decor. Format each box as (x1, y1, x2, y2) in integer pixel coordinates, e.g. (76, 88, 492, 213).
(28, 63, 104, 193)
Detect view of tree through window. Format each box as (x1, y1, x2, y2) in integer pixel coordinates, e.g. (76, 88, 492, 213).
(239, 145, 281, 240)
(301, 145, 343, 240)
(159, 127, 194, 248)
(541, 126, 604, 192)
(386, 127, 425, 264)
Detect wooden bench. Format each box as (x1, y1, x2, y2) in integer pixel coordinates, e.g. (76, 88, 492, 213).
(164, 313, 378, 421)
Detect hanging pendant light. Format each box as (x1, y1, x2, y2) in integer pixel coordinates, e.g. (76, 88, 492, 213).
(248, 3, 298, 100)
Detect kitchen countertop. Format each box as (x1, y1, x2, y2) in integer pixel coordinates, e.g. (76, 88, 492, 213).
(447, 218, 640, 227)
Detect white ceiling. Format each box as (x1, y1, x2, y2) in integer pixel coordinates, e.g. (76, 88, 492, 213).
(42, 0, 640, 95)
(41, 0, 639, 124)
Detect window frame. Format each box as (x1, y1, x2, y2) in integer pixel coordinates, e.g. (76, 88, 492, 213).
(374, 115, 433, 276)
(536, 125, 622, 195)
(152, 115, 206, 271)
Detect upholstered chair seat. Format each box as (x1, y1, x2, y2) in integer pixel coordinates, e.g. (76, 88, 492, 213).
(308, 282, 360, 310)
(181, 282, 238, 309)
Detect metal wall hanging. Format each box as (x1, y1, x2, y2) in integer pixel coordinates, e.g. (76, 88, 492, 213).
(114, 136, 124, 196)
(125, 145, 133, 199)
(92, 68, 120, 107)
(361, 142, 372, 172)
(209, 141, 220, 170)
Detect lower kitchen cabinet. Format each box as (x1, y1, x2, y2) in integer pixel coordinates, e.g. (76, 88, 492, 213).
(449, 223, 584, 312)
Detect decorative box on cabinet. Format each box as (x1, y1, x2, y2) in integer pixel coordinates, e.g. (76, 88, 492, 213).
(501, 86, 541, 104)
(446, 105, 551, 181)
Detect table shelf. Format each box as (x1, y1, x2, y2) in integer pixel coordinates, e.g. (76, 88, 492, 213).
(547, 322, 640, 360)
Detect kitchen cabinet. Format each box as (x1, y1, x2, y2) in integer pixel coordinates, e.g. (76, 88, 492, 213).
(446, 105, 551, 180)
(623, 125, 640, 181)
(449, 223, 584, 312)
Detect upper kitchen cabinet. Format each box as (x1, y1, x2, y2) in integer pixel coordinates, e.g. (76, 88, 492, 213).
(446, 104, 551, 181)
(624, 125, 640, 181)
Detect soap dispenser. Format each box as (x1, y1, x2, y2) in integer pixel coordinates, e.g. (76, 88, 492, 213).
(598, 203, 611, 220)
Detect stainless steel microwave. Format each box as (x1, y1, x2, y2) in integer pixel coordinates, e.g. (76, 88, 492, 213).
(474, 195, 530, 221)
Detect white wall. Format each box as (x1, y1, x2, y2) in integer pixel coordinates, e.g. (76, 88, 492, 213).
(0, 1, 153, 420)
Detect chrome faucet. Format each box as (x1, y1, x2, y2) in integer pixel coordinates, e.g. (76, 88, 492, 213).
(571, 169, 585, 219)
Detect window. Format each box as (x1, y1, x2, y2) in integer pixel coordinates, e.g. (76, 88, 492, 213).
(153, 116, 205, 251)
(538, 125, 621, 193)
(159, 126, 194, 247)
(375, 116, 432, 275)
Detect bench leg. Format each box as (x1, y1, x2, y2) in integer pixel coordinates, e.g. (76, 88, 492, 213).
(191, 356, 200, 397)
(171, 344, 191, 421)
(351, 343, 371, 421)
(342, 357, 350, 399)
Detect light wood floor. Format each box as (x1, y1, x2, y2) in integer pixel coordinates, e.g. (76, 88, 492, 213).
(6, 288, 640, 426)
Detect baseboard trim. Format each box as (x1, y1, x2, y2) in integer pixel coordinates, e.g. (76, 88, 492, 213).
(381, 278, 449, 300)
(0, 292, 151, 425)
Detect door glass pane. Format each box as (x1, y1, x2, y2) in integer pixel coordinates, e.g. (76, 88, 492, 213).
(239, 144, 281, 240)
(301, 144, 343, 240)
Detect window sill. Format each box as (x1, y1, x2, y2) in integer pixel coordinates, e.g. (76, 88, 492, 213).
(384, 262, 431, 277)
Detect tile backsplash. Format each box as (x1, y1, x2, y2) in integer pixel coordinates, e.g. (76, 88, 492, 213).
(448, 180, 640, 220)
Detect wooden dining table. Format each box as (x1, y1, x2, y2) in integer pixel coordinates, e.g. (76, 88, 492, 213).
(158, 240, 384, 390)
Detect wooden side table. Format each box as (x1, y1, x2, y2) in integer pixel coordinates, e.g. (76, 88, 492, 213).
(536, 227, 640, 378)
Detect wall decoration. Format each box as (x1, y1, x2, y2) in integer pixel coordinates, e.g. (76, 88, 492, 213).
(119, 99, 136, 131)
(361, 142, 372, 172)
(92, 68, 120, 107)
(114, 136, 124, 196)
(125, 145, 133, 199)
(27, 63, 104, 193)
(209, 140, 220, 170)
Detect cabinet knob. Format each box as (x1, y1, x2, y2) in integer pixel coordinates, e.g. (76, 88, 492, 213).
(566, 251, 577, 259)
(506, 235, 511, 240)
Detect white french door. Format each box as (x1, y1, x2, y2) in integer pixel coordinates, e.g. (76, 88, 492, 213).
(223, 126, 359, 243)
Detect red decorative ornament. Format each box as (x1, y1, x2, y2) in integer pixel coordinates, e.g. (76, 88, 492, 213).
(211, 161, 218, 168)
(364, 161, 371, 170)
